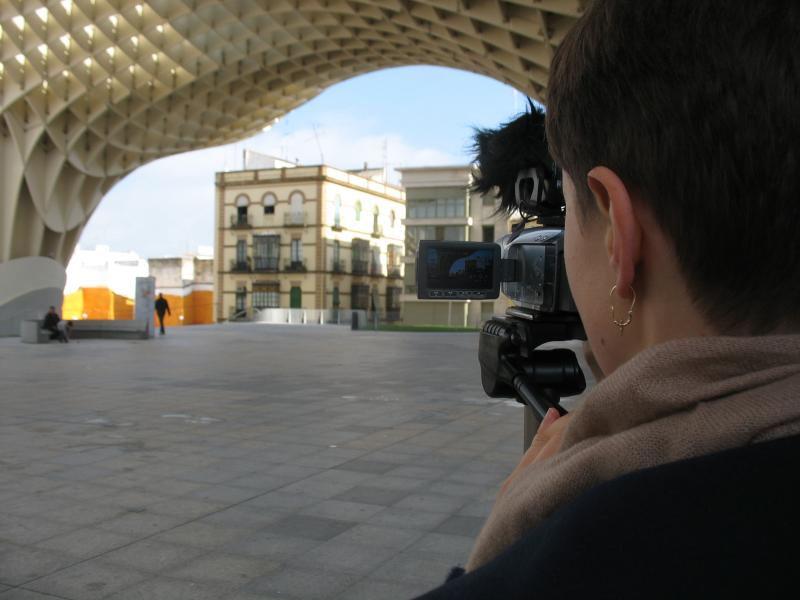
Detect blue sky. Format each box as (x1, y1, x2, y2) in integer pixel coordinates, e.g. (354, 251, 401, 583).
(79, 66, 526, 258)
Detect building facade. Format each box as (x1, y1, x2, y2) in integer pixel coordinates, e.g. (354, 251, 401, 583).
(399, 166, 514, 328)
(215, 164, 405, 322)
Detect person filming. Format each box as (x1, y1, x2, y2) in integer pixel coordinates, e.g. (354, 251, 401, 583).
(418, 1, 800, 598)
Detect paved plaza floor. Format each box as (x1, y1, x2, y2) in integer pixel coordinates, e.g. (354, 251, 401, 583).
(0, 324, 533, 599)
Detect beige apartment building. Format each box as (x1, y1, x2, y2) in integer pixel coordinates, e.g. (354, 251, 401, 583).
(215, 162, 405, 322)
(399, 166, 514, 328)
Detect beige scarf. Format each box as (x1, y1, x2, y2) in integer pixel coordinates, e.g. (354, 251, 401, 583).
(467, 334, 800, 570)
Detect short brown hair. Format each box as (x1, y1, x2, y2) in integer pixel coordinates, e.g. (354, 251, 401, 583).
(546, 0, 800, 334)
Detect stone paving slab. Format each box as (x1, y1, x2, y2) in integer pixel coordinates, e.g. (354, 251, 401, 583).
(0, 324, 591, 599)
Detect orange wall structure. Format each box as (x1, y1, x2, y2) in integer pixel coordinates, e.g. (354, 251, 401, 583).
(154, 290, 214, 327)
(62, 287, 133, 321)
(63, 287, 213, 327)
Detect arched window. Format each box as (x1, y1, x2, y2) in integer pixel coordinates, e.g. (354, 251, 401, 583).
(334, 195, 342, 228)
(390, 210, 396, 228)
(289, 191, 304, 215)
(234, 194, 249, 226)
(373, 206, 380, 233)
(262, 192, 277, 215)
(355, 200, 362, 221)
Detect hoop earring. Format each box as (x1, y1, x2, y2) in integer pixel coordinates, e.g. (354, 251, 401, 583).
(609, 285, 636, 334)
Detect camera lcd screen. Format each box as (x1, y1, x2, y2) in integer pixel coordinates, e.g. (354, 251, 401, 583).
(417, 241, 501, 299)
(426, 247, 494, 289)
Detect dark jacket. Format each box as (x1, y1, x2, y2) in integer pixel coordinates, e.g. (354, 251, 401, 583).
(43, 312, 60, 330)
(416, 434, 800, 599)
(155, 297, 170, 316)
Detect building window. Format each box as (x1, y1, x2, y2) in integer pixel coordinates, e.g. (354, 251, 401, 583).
(407, 196, 466, 218)
(252, 282, 280, 309)
(386, 287, 401, 311)
(332, 286, 340, 308)
(405, 225, 466, 256)
(235, 194, 249, 225)
(355, 200, 362, 221)
(334, 195, 342, 228)
(351, 239, 369, 274)
(289, 191, 304, 210)
(373, 206, 380, 233)
(253, 234, 280, 271)
(482, 225, 495, 242)
(332, 240, 342, 272)
(387, 244, 401, 277)
(262, 193, 277, 215)
(370, 246, 382, 276)
(390, 210, 396, 228)
(291, 239, 302, 262)
(235, 286, 247, 313)
(351, 284, 369, 310)
(236, 239, 247, 263)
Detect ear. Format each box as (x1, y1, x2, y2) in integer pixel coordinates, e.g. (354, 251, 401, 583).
(585, 166, 642, 297)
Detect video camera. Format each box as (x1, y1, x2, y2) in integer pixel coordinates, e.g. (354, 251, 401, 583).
(415, 107, 587, 431)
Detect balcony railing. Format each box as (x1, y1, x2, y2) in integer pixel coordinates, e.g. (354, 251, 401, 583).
(284, 212, 305, 227)
(388, 266, 402, 278)
(352, 259, 369, 275)
(332, 222, 343, 232)
(230, 258, 252, 272)
(332, 260, 347, 274)
(370, 262, 383, 276)
(253, 256, 279, 272)
(284, 259, 307, 272)
(230, 214, 251, 229)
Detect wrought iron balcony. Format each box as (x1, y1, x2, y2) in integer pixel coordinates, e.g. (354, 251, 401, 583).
(253, 256, 279, 272)
(331, 260, 347, 274)
(370, 262, 383, 276)
(230, 257, 252, 272)
(351, 259, 369, 275)
(284, 259, 307, 272)
(284, 212, 305, 227)
(230, 213, 251, 229)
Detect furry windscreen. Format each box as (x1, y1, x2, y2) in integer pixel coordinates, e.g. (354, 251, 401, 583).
(471, 103, 554, 216)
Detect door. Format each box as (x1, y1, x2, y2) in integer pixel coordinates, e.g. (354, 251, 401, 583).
(290, 286, 302, 308)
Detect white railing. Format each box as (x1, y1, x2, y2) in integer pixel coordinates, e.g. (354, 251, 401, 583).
(253, 308, 369, 327)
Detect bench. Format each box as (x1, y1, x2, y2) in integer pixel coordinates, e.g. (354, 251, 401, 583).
(20, 319, 50, 343)
(70, 319, 149, 340)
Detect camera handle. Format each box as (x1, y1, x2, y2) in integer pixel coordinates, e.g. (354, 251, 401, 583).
(479, 312, 586, 449)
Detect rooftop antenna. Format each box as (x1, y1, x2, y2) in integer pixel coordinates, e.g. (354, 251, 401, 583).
(312, 123, 325, 165)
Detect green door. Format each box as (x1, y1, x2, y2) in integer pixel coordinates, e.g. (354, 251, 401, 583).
(290, 286, 302, 308)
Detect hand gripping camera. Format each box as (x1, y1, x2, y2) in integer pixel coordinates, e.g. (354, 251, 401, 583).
(415, 107, 587, 438)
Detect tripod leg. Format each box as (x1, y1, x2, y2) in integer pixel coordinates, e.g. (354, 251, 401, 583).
(523, 406, 537, 451)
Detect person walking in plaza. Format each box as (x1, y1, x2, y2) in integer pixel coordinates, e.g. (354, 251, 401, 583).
(154, 293, 171, 335)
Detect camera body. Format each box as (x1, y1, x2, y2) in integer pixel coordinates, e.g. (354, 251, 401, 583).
(416, 227, 577, 315)
(414, 106, 586, 430)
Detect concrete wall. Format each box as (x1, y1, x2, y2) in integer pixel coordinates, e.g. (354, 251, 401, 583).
(0, 257, 66, 336)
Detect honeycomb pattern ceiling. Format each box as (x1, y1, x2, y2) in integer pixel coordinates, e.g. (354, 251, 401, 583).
(0, 0, 584, 265)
